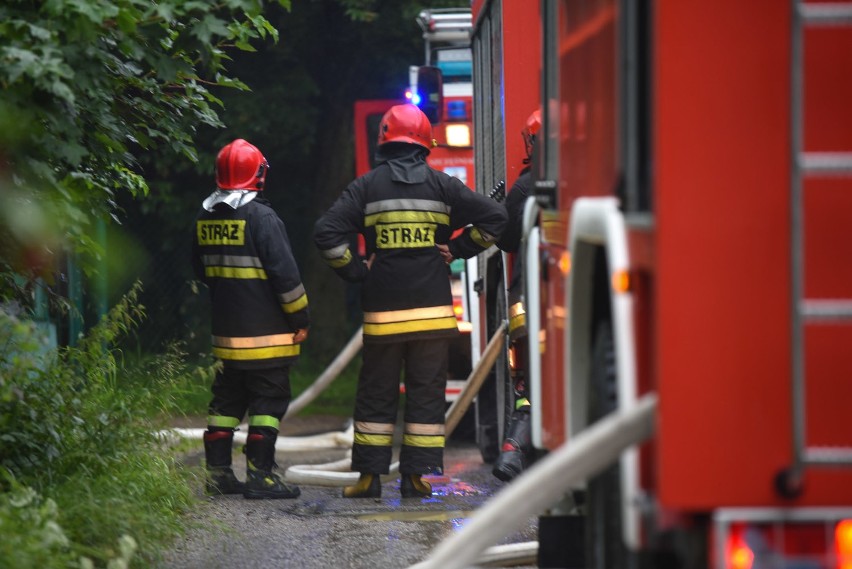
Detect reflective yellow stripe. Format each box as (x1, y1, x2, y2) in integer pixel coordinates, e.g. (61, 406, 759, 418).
(404, 423, 445, 436)
(212, 333, 296, 348)
(402, 434, 445, 448)
(205, 266, 268, 279)
(281, 294, 308, 314)
(516, 398, 530, 410)
(355, 421, 396, 434)
(364, 305, 454, 324)
(365, 210, 449, 226)
(212, 345, 300, 360)
(354, 432, 394, 446)
(326, 249, 352, 269)
(470, 227, 496, 248)
(364, 317, 458, 336)
(509, 302, 526, 319)
(248, 415, 280, 429)
(207, 415, 240, 428)
(509, 312, 526, 333)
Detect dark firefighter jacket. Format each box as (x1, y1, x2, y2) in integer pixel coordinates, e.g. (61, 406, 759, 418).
(314, 143, 507, 344)
(497, 167, 533, 341)
(192, 195, 310, 369)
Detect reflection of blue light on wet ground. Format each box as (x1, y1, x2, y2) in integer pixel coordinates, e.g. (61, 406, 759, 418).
(427, 476, 481, 498)
(449, 517, 468, 531)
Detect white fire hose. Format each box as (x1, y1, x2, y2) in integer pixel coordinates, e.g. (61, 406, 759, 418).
(409, 393, 658, 569)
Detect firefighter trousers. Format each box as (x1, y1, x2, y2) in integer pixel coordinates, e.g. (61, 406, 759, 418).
(351, 338, 449, 475)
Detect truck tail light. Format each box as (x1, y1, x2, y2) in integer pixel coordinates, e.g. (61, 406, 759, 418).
(722, 519, 852, 569)
(725, 526, 754, 569)
(838, 519, 852, 569)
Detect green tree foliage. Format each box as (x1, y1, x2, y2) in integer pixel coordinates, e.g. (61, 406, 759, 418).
(0, 0, 290, 296)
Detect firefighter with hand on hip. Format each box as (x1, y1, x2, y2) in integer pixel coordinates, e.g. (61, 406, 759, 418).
(491, 109, 541, 482)
(192, 138, 309, 499)
(314, 104, 507, 498)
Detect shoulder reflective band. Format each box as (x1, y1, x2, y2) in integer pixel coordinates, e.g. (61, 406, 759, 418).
(197, 219, 246, 246)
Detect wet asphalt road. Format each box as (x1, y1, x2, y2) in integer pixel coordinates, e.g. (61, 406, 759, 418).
(158, 417, 539, 569)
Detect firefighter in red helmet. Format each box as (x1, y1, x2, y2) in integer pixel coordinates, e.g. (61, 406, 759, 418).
(314, 104, 507, 498)
(492, 109, 541, 482)
(192, 138, 309, 499)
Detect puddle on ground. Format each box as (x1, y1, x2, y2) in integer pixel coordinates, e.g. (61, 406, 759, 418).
(357, 510, 471, 522)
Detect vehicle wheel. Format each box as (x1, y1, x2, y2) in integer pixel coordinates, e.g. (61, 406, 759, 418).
(475, 272, 508, 463)
(585, 319, 629, 569)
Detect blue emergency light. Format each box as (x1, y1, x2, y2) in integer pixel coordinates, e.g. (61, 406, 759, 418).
(405, 89, 422, 106)
(447, 100, 467, 120)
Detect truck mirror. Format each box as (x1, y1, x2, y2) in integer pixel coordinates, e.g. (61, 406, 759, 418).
(417, 66, 443, 124)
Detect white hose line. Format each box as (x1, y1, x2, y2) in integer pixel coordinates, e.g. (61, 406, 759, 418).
(409, 393, 658, 569)
(284, 323, 508, 487)
(163, 424, 354, 451)
(285, 326, 363, 419)
(476, 541, 538, 567)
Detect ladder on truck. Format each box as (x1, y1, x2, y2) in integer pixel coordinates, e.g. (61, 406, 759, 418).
(782, 0, 852, 496)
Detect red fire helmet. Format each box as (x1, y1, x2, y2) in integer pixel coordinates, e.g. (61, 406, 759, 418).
(215, 139, 269, 191)
(378, 104, 434, 150)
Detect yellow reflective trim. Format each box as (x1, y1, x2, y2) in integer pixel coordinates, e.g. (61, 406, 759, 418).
(205, 266, 268, 279)
(212, 345, 300, 360)
(375, 223, 436, 249)
(363, 305, 454, 324)
(404, 423, 445, 436)
(326, 249, 352, 269)
(509, 302, 526, 319)
(355, 421, 396, 434)
(354, 432, 394, 446)
(402, 434, 445, 448)
(365, 210, 449, 227)
(516, 398, 531, 410)
(282, 294, 308, 314)
(509, 312, 526, 333)
(470, 227, 496, 248)
(363, 316, 459, 336)
(248, 415, 280, 429)
(212, 333, 296, 348)
(197, 220, 246, 245)
(207, 415, 240, 428)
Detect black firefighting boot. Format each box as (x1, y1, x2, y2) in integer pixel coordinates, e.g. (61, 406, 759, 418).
(400, 474, 432, 498)
(203, 429, 245, 495)
(243, 429, 300, 500)
(342, 473, 381, 498)
(492, 408, 532, 482)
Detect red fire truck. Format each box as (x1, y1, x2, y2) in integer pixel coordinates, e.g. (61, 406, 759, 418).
(469, 0, 852, 567)
(352, 9, 478, 408)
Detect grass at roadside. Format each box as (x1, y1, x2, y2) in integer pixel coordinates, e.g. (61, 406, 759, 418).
(0, 285, 197, 568)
